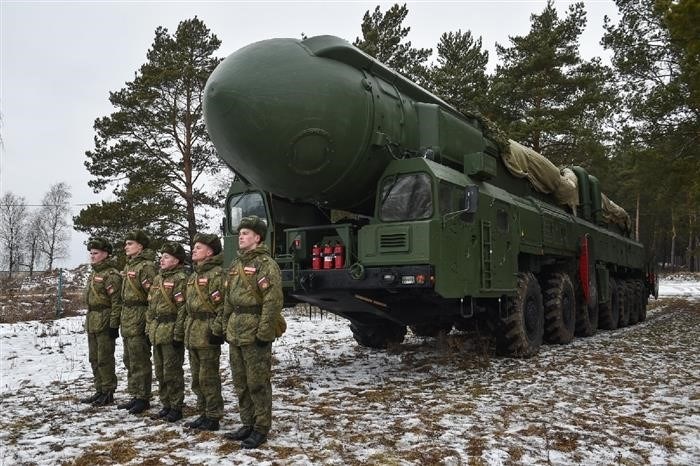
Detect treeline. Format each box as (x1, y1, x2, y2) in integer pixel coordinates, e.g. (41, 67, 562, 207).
(0, 183, 72, 277)
(74, 0, 699, 270)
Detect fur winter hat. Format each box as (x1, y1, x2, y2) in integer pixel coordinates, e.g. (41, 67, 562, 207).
(87, 237, 113, 254)
(193, 233, 222, 255)
(160, 241, 186, 264)
(124, 229, 150, 248)
(237, 215, 267, 239)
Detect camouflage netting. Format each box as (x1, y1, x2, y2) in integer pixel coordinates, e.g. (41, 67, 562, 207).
(502, 140, 579, 211)
(601, 193, 632, 233)
(460, 111, 631, 232)
(500, 140, 631, 232)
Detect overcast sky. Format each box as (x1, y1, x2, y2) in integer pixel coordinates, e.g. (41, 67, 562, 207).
(1, 0, 619, 269)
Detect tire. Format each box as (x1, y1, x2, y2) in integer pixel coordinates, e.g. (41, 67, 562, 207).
(637, 280, 647, 322)
(599, 278, 620, 330)
(409, 323, 452, 338)
(497, 272, 544, 357)
(575, 277, 599, 337)
(628, 280, 640, 325)
(618, 281, 630, 328)
(542, 272, 576, 344)
(350, 321, 407, 349)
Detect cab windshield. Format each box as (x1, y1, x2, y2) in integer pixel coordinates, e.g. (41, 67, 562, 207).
(379, 173, 433, 222)
(228, 192, 268, 232)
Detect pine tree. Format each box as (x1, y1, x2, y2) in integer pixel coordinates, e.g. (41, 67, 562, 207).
(603, 0, 700, 268)
(353, 3, 431, 83)
(490, 1, 616, 169)
(427, 30, 489, 115)
(75, 17, 224, 249)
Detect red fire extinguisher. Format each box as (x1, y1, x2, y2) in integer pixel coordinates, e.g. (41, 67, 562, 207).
(323, 242, 334, 269)
(334, 242, 345, 269)
(311, 244, 321, 270)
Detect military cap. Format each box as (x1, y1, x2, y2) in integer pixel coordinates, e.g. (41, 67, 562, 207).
(160, 241, 186, 264)
(125, 229, 150, 248)
(87, 237, 113, 254)
(193, 232, 222, 255)
(237, 215, 267, 239)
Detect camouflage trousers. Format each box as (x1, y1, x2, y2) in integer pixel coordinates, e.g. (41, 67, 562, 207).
(189, 347, 223, 419)
(153, 343, 185, 409)
(122, 335, 152, 399)
(229, 343, 272, 434)
(88, 330, 116, 393)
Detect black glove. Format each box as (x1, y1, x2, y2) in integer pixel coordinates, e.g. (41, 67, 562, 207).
(209, 334, 225, 345)
(108, 327, 119, 339)
(172, 339, 183, 349)
(255, 337, 270, 348)
(145, 335, 152, 347)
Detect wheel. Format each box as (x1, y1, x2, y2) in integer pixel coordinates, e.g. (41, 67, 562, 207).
(350, 321, 407, 349)
(409, 322, 452, 337)
(618, 280, 630, 328)
(628, 280, 640, 325)
(637, 280, 647, 322)
(497, 272, 544, 357)
(598, 278, 620, 330)
(575, 277, 599, 337)
(542, 272, 576, 344)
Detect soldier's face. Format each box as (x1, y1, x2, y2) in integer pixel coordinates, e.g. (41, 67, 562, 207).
(124, 240, 143, 258)
(191, 242, 213, 263)
(160, 252, 180, 271)
(238, 228, 260, 252)
(89, 249, 108, 264)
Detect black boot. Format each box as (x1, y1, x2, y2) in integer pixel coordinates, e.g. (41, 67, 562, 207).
(154, 406, 170, 419)
(117, 398, 137, 410)
(80, 392, 102, 404)
(92, 392, 114, 406)
(223, 425, 253, 441)
(184, 415, 206, 429)
(165, 409, 182, 422)
(196, 417, 219, 431)
(128, 399, 150, 414)
(241, 430, 267, 449)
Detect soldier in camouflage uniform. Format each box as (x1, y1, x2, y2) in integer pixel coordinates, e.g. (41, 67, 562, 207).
(146, 242, 188, 422)
(117, 229, 157, 415)
(183, 233, 225, 431)
(81, 237, 122, 407)
(217, 215, 283, 449)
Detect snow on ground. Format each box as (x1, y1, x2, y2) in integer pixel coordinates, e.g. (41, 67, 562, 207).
(1, 280, 699, 465)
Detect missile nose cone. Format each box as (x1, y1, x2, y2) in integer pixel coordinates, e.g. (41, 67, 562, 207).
(204, 37, 379, 211)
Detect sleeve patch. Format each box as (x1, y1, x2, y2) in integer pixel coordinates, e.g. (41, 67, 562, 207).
(163, 281, 174, 288)
(197, 277, 209, 286)
(211, 290, 222, 302)
(257, 276, 270, 290)
(141, 279, 151, 290)
(106, 284, 115, 295)
(174, 292, 184, 303)
(94, 276, 104, 283)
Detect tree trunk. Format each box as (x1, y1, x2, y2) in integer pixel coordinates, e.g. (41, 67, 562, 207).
(635, 192, 640, 242)
(670, 208, 677, 270)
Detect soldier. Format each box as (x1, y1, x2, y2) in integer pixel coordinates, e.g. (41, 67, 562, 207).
(81, 237, 122, 407)
(146, 242, 188, 422)
(183, 233, 225, 431)
(217, 215, 283, 449)
(117, 229, 157, 415)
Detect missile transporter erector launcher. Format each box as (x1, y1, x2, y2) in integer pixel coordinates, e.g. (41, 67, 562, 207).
(204, 35, 656, 357)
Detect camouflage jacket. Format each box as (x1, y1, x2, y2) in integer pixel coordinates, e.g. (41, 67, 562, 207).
(84, 258, 122, 333)
(219, 245, 283, 346)
(184, 253, 224, 349)
(145, 265, 187, 345)
(120, 249, 157, 337)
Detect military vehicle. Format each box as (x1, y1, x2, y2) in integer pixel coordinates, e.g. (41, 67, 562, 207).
(204, 35, 657, 356)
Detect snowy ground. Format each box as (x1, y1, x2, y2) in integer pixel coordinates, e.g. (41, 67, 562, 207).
(0, 279, 698, 465)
